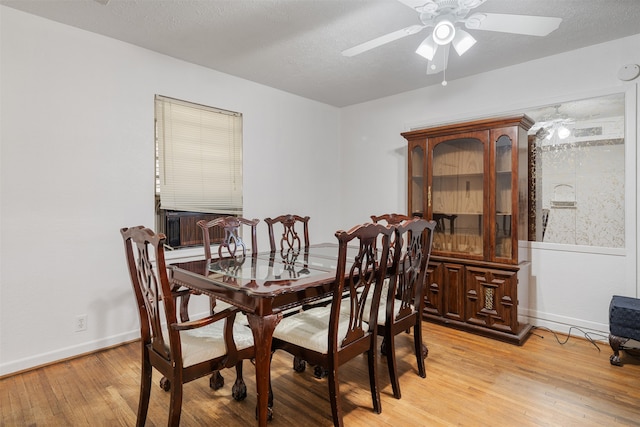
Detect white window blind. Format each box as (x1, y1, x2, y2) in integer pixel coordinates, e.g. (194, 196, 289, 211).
(155, 95, 242, 215)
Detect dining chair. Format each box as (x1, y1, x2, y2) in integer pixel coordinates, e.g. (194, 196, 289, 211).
(264, 214, 310, 253)
(369, 213, 418, 349)
(272, 222, 393, 427)
(197, 216, 260, 261)
(121, 226, 255, 427)
(370, 213, 417, 262)
(196, 216, 259, 386)
(196, 216, 259, 312)
(365, 217, 436, 399)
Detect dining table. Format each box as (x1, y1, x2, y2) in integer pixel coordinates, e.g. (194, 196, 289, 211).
(169, 243, 360, 426)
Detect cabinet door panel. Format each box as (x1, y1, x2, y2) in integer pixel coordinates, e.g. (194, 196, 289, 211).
(430, 134, 487, 259)
(423, 261, 443, 316)
(465, 266, 518, 333)
(409, 141, 426, 217)
(442, 263, 465, 321)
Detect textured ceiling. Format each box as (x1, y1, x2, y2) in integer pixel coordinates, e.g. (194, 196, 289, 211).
(2, 0, 640, 107)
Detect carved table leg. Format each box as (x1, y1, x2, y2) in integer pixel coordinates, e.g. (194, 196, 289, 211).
(247, 313, 281, 426)
(609, 333, 629, 366)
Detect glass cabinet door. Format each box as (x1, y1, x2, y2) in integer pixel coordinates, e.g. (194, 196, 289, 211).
(495, 135, 513, 259)
(430, 137, 484, 257)
(409, 143, 425, 217)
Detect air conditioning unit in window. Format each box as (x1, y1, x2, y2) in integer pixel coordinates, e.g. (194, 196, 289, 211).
(165, 211, 225, 248)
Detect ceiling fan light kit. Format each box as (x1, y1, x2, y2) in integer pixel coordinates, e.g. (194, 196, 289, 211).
(416, 35, 438, 60)
(433, 18, 456, 45)
(452, 29, 476, 55)
(342, 0, 562, 85)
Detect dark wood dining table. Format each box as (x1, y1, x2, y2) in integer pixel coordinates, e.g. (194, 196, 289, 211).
(169, 243, 359, 426)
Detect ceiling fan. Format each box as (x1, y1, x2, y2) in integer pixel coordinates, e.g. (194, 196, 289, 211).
(342, 0, 562, 84)
(530, 105, 576, 142)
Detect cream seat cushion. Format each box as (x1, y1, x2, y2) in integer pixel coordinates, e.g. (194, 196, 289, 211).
(357, 278, 414, 326)
(273, 304, 369, 354)
(162, 319, 254, 368)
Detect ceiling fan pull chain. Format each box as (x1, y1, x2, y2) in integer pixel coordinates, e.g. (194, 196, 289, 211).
(442, 46, 448, 86)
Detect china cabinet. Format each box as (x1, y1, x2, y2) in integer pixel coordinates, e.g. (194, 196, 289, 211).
(402, 115, 534, 344)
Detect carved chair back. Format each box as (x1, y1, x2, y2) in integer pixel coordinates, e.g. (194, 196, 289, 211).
(121, 226, 176, 360)
(370, 213, 416, 266)
(332, 222, 393, 354)
(264, 214, 310, 253)
(197, 216, 259, 260)
(388, 218, 436, 324)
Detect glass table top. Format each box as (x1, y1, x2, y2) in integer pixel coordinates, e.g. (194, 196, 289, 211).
(207, 244, 359, 282)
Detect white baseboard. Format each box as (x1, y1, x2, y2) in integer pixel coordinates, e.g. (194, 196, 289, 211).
(520, 308, 610, 343)
(0, 330, 141, 377)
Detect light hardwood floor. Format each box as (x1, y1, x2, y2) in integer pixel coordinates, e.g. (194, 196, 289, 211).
(2, 322, 640, 426)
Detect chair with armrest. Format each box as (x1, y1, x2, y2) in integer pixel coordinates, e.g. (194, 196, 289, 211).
(365, 218, 435, 399)
(195, 216, 259, 387)
(264, 214, 310, 253)
(121, 226, 255, 427)
(272, 222, 393, 427)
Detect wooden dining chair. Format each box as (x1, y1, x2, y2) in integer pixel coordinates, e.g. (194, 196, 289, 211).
(272, 222, 393, 427)
(195, 216, 259, 386)
(370, 213, 417, 262)
(196, 216, 259, 312)
(121, 226, 255, 427)
(264, 214, 310, 253)
(366, 218, 436, 399)
(197, 216, 260, 260)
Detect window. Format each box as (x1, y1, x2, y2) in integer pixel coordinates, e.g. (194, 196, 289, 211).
(154, 95, 243, 248)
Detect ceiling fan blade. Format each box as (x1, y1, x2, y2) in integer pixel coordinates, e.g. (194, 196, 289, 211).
(342, 24, 425, 57)
(395, 0, 431, 11)
(465, 13, 562, 36)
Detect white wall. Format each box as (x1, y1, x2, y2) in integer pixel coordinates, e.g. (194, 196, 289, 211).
(1, 5, 639, 376)
(340, 34, 639, 336)
(0, 7, 342, 375)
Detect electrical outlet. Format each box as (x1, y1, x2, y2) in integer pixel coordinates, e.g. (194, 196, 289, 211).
(75, 314, 88, 332)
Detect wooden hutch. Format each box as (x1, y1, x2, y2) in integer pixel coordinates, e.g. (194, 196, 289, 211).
(402, 115, 534, 344)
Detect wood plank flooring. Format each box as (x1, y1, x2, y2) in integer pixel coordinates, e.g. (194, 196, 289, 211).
(2, 322, 640, 426)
